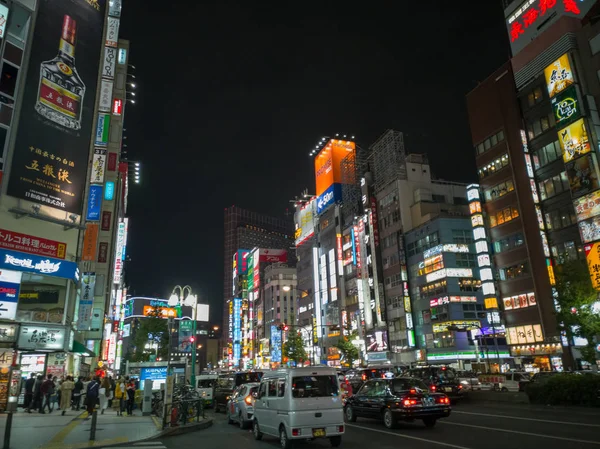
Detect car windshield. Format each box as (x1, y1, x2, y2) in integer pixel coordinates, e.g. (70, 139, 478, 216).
(197, 380, 214, 388)
(235, 372, 263, 386)
(218, 377, 234, 389)
(435, 368, 456, 381)
(392, 378, 428, 394)
(292, 375, 339, 398)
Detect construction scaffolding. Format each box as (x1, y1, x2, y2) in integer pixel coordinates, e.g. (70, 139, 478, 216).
(370, 129, 407, 193)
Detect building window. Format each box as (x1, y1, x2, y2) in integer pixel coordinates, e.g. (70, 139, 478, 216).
(385, 274, 402, 288)
(432, 194, 446, 203)
(475, 130, 505, 156)
(489, 206, 520, 228)
(551, 241, 581, 264)
(544, 206, 577, 231)
(462, 303, 484, 319)
(452, 230, 473, 244)
(478, 154, 509, 180)
(455, 253, 476, 268)
(538, 172, 569, 201)
(533, 140, 561, 170)
(380, 191, 398, 208)
(499, 261, 530, 281)
(525, 86, 544, 108)
(484, 178, 515, 202)
(527, 113, 554, 140)
(459, 279, 481, 292)
(386, 296, 402, 308)
(407, 232, 440, 257)
(382, 233, 398, 249)
(420, 280, 447, 297)
(493, 233, 525, 254)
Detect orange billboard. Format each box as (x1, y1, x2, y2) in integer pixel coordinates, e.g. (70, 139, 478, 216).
(143, 305, 178, 318)
(82, 223, 99, 261)
(314, 139, 355, 197)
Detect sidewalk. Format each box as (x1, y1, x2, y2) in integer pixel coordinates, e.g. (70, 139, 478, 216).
(0, 408, 164, 449)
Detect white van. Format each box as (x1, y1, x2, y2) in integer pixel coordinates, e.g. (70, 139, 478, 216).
(253, 367, 345, 449)
(196, 374, 218, 407)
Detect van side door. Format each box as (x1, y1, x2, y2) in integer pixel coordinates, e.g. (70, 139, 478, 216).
(254, 381, 270, 432)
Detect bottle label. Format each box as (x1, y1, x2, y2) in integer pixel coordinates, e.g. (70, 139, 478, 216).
(39, 77, 80, 118)
(59, 39, 75, 58)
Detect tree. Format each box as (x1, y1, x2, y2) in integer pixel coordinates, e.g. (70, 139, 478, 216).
(132, 308, 170, 362)
(335, 331, 360, 368)
(283, 330, 307, 366)
(555, 259, 600, 366)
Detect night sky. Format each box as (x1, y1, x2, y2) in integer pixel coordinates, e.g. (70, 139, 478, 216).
(119, 1, 511, 321)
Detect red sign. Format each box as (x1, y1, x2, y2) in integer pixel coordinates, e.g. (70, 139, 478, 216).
(355, 222, 363, 276)
(0, 228, 66, 259)
(98, 242, 108, 263)
(509, 0, 581, 42)
(112, 98, 123, 115)
(337, 234, 343, 263)
(370, 197, 379, 247)
(258, 249, 287, 263)
(101, 211, 112, 231)
(108, 152, 117, 171)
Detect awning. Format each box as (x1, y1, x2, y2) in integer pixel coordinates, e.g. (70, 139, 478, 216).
(72, 340, 95, 357)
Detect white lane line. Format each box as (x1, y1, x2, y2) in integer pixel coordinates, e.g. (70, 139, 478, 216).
(452, 410, 600, 428)
(441, 421, 600, 445)
(345, 423, 473, 449)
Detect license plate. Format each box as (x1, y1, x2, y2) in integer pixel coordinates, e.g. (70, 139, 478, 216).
(313, 428, 326, 437)
(444, 387, 453, 392)
(422, 397, 435, 406)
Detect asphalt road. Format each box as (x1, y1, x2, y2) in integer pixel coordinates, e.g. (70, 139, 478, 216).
(164, 402, 600, 449)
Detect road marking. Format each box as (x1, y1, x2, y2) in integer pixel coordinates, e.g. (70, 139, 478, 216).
(452, 410, 600, 428)
(42, 411, 88, 448)
(345, 423, 473, 449)
(441, 421, 600, 445)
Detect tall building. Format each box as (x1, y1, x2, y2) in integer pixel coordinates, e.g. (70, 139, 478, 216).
(222, 206, 294, 339)
(466, 0, 600, 371)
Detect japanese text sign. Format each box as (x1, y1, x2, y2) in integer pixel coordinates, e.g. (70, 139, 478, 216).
(0, 249, 78, 281)
(584, 242, 600, 290)
(545, 54, 574, 98)
(86, 185, 103, 221)
(18, 324, 66, 350)
(0, 228, 66, 259)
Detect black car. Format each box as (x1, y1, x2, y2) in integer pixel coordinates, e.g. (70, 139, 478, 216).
(345, 377, 451, 429)
(344, 366, 396, 394)
(214, 371, 263, 413)
(405, 366, 465, 403)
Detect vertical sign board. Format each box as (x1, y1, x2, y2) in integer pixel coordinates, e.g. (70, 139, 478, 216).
(232, 298, 242, 365)
(86, 185, 102, 221)
(77, 273, 95, 330)
(178, 320, 193, 352)
(270, 325, 282, 363)
(90, 149, 106, 184)
(81, 223, 99, 261)
(0, 270, 21, 321)
(113, 221, 125, 284)
(6, 0, 107, 213)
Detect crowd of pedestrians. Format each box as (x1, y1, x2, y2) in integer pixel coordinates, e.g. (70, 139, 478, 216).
(22, 373, 138, 417)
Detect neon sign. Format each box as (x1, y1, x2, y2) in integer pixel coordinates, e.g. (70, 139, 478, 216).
(508, 0, 584, 42)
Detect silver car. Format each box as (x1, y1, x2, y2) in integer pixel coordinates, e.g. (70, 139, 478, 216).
(226, 382, 260, 429)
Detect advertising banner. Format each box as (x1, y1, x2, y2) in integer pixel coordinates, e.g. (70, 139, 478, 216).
(258, 248, 287, 263)
(559, 118, 591, 163)
(101, 211, 112, 231)
(233, 298, 242, 364)
(107, 152, 117, 171)
(81, 223, 98, 261)
(90, 149, 106, 184)
(552, 85, 580, 127)
(95, 113, 110, 146)
(574, 190, 600, 222)
(102, 46, 116, 79)
(104, 181, 115, 200)
(295, 199, 316, 245)
(565, 153, 600, 199)
(98, 242, 108, 263)
(579, 215, 600, 243)
(113, 221, 125, 283)
(178, 320, 193, 352)
(0, 248, 78, 281)
(316, 183, 342, 214)
(584, 242, 600, 290)
(270, 325, 281, 363)
(86, 185, 102, 221)
(105, 17, 119, 47)
(0, 269, 21, 321)
(18, 324, 67, 351)
(77, 273, 95, 330)
(545, 54, 575, 98)
(0, 228, 66, 259)
(314, 139, 356, 197)
(6, 0, 107, 214)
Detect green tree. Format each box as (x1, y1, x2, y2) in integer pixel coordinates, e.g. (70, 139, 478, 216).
(555, 259, 600, 366)
(132, 308, 170, 362)
(335, 331, 360, 368)
(283, 330, 307, 366)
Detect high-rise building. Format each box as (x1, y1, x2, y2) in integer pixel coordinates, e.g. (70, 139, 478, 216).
(222, 206, 294, 348)
(466, 0, 600, 371)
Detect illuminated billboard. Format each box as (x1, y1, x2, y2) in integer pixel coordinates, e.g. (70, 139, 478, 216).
(233, 249, 250, 276)
(574, 190, 600, 222)
(584, 242, 600, 290)
(295, 199, 316, 246)
(559, 118, 591, 163)
(314, 139, 355, 197)
(544, 54, 574, 98)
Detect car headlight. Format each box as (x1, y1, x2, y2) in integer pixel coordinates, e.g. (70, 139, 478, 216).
(460, 380, 469, 385)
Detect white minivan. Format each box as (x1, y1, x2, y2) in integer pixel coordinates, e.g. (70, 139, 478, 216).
(253, 367, 345, 449)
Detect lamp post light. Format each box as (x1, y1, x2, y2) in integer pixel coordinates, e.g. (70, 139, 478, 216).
(169, 285, 198, 388)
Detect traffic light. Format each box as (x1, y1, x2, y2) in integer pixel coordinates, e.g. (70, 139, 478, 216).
(190, 337, 195, 342)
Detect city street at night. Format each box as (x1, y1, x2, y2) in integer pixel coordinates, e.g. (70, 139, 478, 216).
(162, 403, 600, 449)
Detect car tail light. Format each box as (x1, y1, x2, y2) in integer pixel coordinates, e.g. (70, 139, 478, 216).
(338, 425, 344, 433)
(245, 395, 252, 405)
(292, 429, 300, 436)
(430, 385, 436, 392)
(403, 398, 418, 406)
(458, 385, 463, 390)
(436, 396, 450, 404)
(362, 374, 367, 381)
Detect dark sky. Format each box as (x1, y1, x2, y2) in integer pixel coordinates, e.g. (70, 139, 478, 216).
(119, 1, 510, 321)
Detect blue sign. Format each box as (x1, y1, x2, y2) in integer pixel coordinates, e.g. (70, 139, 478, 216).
(0, 279, 20, 320)
(140, 367, 167, 389)
(351, 227, 357, 265)
(233, 298, 242, 365)
(271, 325, 282, 363)
(0, 249, 79, 281)
(86, 185, 103, 221)
(104, 181, 115, 201)
(316, 183, 341, 214)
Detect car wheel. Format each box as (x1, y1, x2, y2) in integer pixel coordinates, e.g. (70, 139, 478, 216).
(383, 408, 397, 429)
(253, 420, 263, 440)
(330, 436, 342, 447)
(345, 405, 357, 422)
(501, 387, 509, 392)
(227, 410, 234, 425)
(280, 425, 292, 449)
(423, 418, 437, 428)
(239, 412, 247, 429)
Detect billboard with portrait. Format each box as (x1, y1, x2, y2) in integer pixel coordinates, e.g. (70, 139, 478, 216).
(7, 0, 106, 213)
(314, 139, 355, 197)
(565, 153, 600, 199)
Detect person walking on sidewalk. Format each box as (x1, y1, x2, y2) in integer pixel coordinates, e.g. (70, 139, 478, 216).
(115, 377, 126, 416)
(39, 375, 55, 414)
(59, 376, 74, 416)
(125, 377, 136, 416)
(24, 373, 36, 413)
(108, 376, 116, 408)
(99, 377, 111, 414)
(32, 375, 43, 412)
(72, 377, 83, 410)
(85, 377, 100, 417)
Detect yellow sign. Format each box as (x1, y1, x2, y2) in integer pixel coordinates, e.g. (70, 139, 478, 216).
(546, 260, 556, 286)
(143, 305, 178, 318)
(560, 118, 591, 163)
(544, 54, 574, 98)
(433, 320, 480, 334)
(484, 297, 499, 309)
(584, 242, 600, 290)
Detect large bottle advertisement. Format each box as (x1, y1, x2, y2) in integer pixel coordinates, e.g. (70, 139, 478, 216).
(7, 0, 106, 214)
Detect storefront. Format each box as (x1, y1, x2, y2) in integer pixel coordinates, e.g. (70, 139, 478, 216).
(510, 343, 564, 372)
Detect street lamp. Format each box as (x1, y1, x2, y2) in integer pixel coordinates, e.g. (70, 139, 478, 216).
(169, 285, 198, 387)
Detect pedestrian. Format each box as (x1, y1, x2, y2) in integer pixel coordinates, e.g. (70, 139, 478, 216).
(32, 375, 43, 412)
(24, 373, 36, 413)
(99, 377, 111, 414)
(85, 377, 100, 417)
(60, 376, 74, 416)
(115, 377, 126, 416)
(39, 374, 55, 414)
(51, 376, 60, 408)
(108, 376, 116, 408)
(126, 377, 136, 416)
(72, 376, 84, 410)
